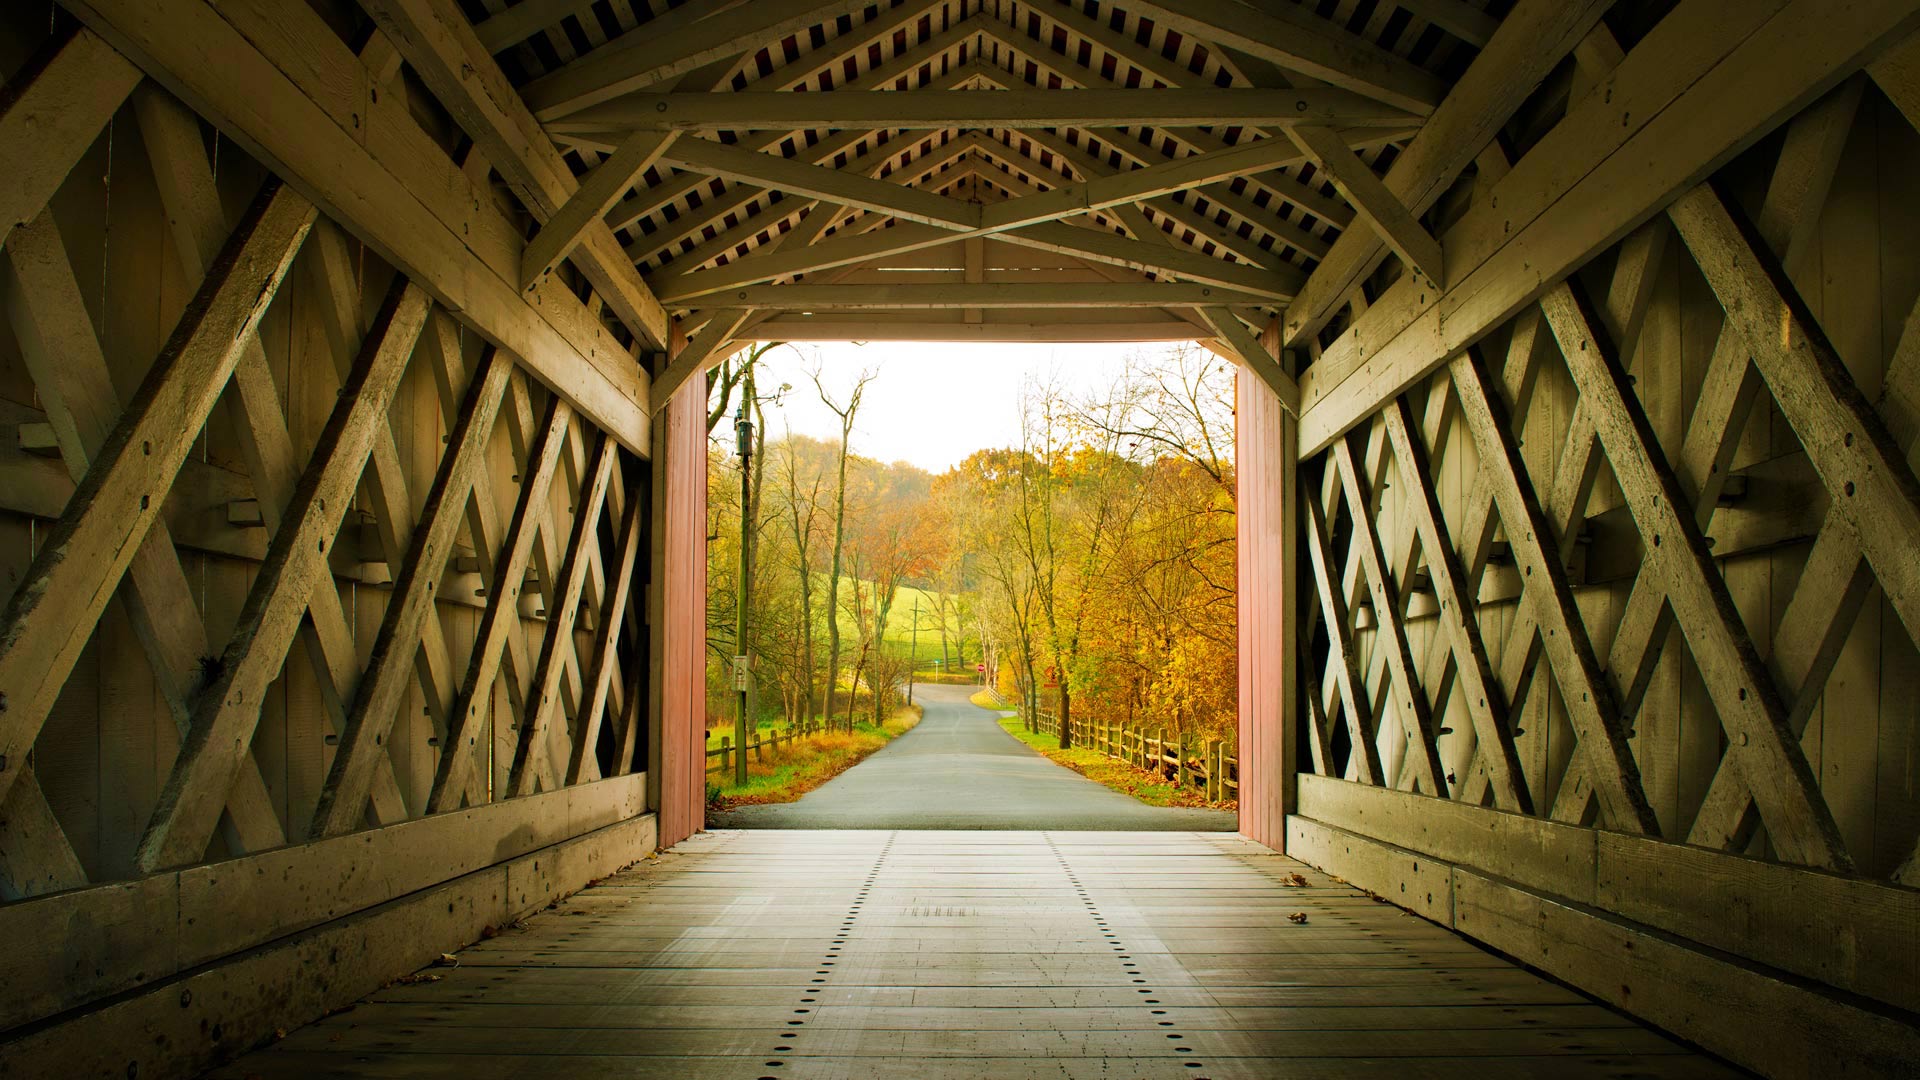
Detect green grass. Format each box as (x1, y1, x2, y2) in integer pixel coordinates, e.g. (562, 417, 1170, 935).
(707, 707, 921, 807)
(816, 577, 970, 659)
(994, 715, 1227, 809)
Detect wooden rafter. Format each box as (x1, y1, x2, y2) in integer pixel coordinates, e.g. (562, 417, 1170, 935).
(359, 0, 670, 349)
(551, 87, 1421, 133)
(1119, 0, 1447, 115)
(1285, 124, 1443, 285)
(524, 130, 680, 288)
(1283, 0, 1610, 348)
(523, 0, 876, 119)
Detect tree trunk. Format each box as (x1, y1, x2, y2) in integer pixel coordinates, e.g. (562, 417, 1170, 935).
(1057, 679, 1073, 751)
(822, 441, 850, 731)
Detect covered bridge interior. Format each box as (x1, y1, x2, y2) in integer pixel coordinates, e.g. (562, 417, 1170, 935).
(1, 0, 1917, 1077)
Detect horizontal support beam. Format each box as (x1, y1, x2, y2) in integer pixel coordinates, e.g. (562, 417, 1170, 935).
(744, 317, 1207, 342)
(1289, 798, 1920, 1080)
(548, 88, 1423, 134)
(0, 773, 647, 1034)
(1295, 774, 1920, 1015)
(723, 282, 1265, 309)
(657, 217, 1302, 307)
(4, 803, 654, 1078)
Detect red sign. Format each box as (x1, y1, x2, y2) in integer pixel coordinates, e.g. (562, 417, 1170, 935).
(975, 663, 986, 672)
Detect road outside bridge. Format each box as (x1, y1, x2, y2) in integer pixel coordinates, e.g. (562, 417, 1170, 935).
(710, 684, 1237, 831)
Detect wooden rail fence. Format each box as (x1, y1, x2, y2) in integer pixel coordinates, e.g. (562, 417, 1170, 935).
(704, 720, 826, 777)
(1027, 711, 1238, 802)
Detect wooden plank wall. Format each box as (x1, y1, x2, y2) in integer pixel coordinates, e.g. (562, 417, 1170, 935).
(1234, 323, 1296, 849)
(1275, 13, 1920, 1076)
(0, 4, 661, 1068)
(655, 371, 708, 849)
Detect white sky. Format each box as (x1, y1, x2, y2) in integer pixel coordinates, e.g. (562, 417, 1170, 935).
(732, 341, 1192, 472)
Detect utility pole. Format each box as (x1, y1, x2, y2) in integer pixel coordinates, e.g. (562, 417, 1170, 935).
(732, 376, 755, 787)
(907, 596, 920, 707)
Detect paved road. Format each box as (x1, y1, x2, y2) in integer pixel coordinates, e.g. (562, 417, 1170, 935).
(708, 684, 1238, 830)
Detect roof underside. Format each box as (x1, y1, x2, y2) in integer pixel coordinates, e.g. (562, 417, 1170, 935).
(453, 0, 1508, 355)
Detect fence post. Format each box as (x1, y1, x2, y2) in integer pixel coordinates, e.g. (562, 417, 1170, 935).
(1206, 740, 1221, 801)
(720, 735, 731, 777)
(1177, 731, 1189, 789)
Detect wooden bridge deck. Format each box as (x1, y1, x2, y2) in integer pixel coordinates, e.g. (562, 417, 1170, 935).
(212, 831, 1740, 1079)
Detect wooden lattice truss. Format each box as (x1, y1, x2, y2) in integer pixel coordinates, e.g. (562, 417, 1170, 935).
(0, 47, 648, 898)
(1299, 49, 1920, 885)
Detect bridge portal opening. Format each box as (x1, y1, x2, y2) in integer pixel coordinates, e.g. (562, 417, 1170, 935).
(696, 336, 1252, 833)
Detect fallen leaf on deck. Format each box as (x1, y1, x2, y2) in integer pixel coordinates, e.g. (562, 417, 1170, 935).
(1287, 912, 1309, 924)
(1282, 873, 1309, 887)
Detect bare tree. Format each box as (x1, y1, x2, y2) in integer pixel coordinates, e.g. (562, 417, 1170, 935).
(776, 429, 827, 723)
(811, 364, 876, 732)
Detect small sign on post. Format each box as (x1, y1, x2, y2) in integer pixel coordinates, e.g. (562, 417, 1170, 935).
(733, 655, 750, 691)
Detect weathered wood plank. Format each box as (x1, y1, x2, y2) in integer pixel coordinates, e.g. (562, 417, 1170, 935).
(0, 773, 645, 1033)
(135, 279, 431, 871)
(309, 347, 514, 838)
(0, 207, 286, 869)
(1447, 347, 1657, 833)
(1543, 281, 1847, 869)
(510, 434, 615, 796)
(134, 88, 417, 830)
(1379, 397, 1529, 812)
(65, 0, 653, 452)
(357, 0, 670, 348)
(570, 497, 643, 785)
(429, 397, 573, 812)
(0, 181, 315, 815)
(0, 25, 143, 254)
(1283, 0, 1610, 347)
(1333, 437, 1447, 795)
(1297, 0, 1920, 455)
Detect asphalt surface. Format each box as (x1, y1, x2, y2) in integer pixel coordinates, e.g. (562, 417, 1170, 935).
(707, 683, 1238, 830)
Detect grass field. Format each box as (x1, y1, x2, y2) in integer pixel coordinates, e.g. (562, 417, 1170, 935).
(706, 706, 922, 807)
(820, 578, 971, 661)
